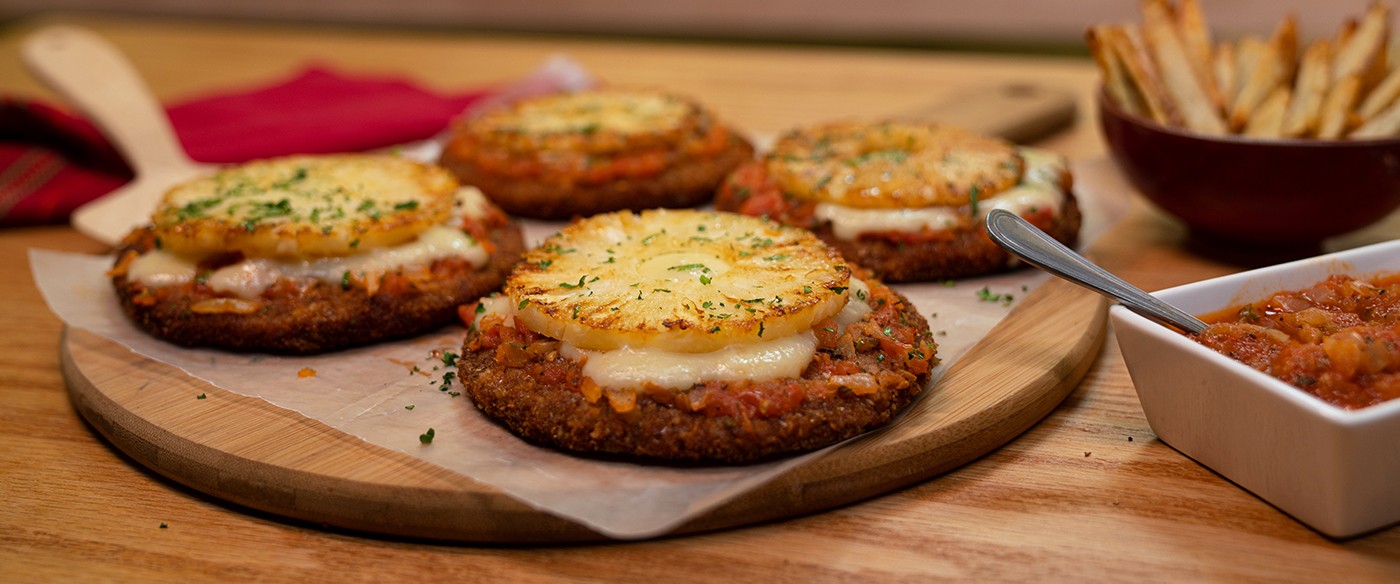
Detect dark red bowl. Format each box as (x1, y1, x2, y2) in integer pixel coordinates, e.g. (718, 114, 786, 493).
(1098, 91, 1400, 249)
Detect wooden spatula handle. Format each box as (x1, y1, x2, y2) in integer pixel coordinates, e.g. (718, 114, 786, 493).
(899, 84, 1077, 144)
(21, 25, 194, 173)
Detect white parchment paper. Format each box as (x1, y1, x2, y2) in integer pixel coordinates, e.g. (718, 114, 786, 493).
(31, 159, 1120, 539)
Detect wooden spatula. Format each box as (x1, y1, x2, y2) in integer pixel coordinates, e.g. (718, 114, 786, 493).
(897, 83, 1077, 143)
(22, 25, 212, 247)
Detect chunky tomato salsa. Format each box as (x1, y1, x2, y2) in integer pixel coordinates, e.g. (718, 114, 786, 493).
(1192, 274, 1400, 410)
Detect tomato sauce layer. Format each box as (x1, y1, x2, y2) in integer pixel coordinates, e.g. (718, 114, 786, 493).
(1193, 274, 1400, 409)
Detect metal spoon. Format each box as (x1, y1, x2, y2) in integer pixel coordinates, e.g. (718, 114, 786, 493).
(984, 208, 1208, 334)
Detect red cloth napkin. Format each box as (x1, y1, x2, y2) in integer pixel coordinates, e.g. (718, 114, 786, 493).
(0, 67, 490, 226)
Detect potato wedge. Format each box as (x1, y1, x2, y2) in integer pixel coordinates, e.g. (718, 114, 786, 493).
(1107, 24, 1179, 125)
(1335, 17, 1359, 49)
(1088, 25, 1148, 118)
(1243, 86, 1290, 138)
(1142, 0, 1226, 134)
(1281, 40, 1331, 137)
(1351, 98, 1400, 137)
(1317, 73, 1362, 139)
(1176, 0, 1225, 109)
(1333, 2, 1390, 90)
(1229, 15, 1297, 131)
(1357, 62, 1400, 120)
(1233, 36, 1267, 107)
(1214, 41, 1237, 105)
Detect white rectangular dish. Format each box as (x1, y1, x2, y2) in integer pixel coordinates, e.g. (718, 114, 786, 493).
(1111, 239, 1400, 538)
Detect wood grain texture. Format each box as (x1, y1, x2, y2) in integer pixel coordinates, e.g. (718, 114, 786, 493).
(59, 275, 1106, 542)
(5, 14, 1400, 582)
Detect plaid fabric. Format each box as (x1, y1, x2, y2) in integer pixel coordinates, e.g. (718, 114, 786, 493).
(0, 99, 133, 225)
(0, 67, 488, 226)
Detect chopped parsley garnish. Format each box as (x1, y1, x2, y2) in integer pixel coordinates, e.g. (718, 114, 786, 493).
(419, 427, 435, 444)
(436, 371, 456, 391)
(559, 275, 588, 289)
(976, 286, 1015, 307)
(271, 166, 308, 189)
(393, 200, 420, 211)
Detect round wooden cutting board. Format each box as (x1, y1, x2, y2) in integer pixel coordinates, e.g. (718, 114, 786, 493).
(61, 276, 1106, 542)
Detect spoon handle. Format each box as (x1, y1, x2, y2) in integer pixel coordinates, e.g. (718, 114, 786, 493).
(985, 209, 1209, 334)
(21, 25, 194, 174)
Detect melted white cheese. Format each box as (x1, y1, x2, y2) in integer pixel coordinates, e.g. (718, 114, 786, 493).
(125, 250, 197, 288)
(561, 331, 818, 390)
(479, 278, 875, 390)
(128, 225, 487, 298)
(814, 147, 1068, 241)
(451, 186, 491, 223)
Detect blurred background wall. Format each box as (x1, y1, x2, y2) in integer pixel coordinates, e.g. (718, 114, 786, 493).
(0, 0, 1382, 52)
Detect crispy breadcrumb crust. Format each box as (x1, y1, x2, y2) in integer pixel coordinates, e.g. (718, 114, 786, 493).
(438, 90, 754, 219)
(457, 273, 938, 463)
(110, 213, 524, 355)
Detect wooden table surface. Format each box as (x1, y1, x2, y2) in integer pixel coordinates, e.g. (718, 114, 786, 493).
(3, 14, 1398, 582)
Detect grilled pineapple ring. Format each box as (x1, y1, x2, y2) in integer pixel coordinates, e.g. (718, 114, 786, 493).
(507, 209, 852, 353)
(151, 154, 457, 259)
(469, 89, 696, 154)
(766, 121, 1024, 209)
